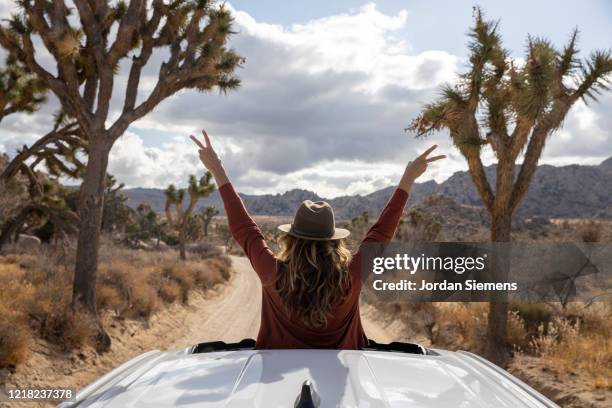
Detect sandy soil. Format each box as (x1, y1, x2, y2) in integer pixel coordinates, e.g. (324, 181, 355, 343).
(2, 255, 608, 407)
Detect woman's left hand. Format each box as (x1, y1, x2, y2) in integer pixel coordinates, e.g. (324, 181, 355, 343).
(190, 129, 230, 186)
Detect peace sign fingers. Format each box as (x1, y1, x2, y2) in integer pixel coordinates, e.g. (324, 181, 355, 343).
(426, 154, 446, 163)
(418, 144, 439, 160)
(201, 129, 213, 149)
(190, 135, 205, 150)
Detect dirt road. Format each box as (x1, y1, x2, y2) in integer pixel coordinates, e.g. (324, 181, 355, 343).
(171, 255, 262, 347)
(171, 255, 393, 348)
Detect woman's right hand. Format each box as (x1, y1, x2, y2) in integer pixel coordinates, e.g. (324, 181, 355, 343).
(190, 129, 230, 186)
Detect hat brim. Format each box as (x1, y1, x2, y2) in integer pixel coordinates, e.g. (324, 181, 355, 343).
(278, 224, 350, 241)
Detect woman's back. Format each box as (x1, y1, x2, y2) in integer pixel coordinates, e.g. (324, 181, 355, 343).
(219, 183, 409, 349)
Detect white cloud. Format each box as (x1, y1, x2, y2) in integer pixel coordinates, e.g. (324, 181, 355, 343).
(1, 3, 610, 198)
(232, 3, 458, 93)
(108, 132, 200, 188)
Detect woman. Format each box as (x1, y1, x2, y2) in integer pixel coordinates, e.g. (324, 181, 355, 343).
(190, 130, 445, 349)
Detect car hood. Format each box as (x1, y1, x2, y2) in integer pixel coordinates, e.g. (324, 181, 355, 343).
(67, 348, 557, 408)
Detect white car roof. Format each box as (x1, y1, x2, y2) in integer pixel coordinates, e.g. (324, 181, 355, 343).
(63, 345, 558, 407)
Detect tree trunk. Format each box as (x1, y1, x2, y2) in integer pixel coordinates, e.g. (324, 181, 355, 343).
(486, 212, 511, 367)
(72, 136, 112, 353)
(178, 219, 187, 260)
(204, 220, 210, 237)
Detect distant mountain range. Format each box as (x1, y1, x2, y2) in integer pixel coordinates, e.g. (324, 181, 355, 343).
(123, 157, 612, 220)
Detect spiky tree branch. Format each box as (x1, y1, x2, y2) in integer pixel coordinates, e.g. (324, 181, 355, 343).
(0, 55, 47, 123)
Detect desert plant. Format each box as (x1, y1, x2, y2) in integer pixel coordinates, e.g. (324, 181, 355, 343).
(101, 175, 132, 234)
(0, 55, 46, 123)
(408, 8, 612, 366)
(200, 205, 219, 237)
(0, 179, 79, 248)
(216, 223, 234, 252)
(0, 0, 243, 351)
(165, 172, 216, 260)
(0, 306, 31, 369)
(577, 220, 602, 242)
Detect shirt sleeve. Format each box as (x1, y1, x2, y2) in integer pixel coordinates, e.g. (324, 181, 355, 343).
(219, 183, 277, 285)
(352, 188, 409, 282)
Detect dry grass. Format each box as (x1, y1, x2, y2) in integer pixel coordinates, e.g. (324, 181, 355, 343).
(0, 305, 31, 369)
(577, 220, 603, 242)
(389, 301, 611, 389)
(530, 303, 612, 389)
(0, 241, 233, 369)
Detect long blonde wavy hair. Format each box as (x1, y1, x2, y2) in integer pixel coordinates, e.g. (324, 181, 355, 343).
(276, 234, 352, 328)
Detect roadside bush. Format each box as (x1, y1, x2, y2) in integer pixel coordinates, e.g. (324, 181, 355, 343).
(160, 280, 182, 303)
(0, 306, 31, 369)
(531, 316, 611, 388)
(577, 220, 601, 242)
(188, 241, 223, 258)
(96, 284, 122, 312)
(42, 307, 96, 351)
(434, 303, 487, 353)
(507, 310, 529, 352)
(0, 242, 234, 371)
(510, 303, 553, 336)
(204, 256, 232, 282)
(127, 284, 160, 318)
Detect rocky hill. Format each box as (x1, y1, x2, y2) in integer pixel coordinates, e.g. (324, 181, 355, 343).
(123, 158, 612, 220)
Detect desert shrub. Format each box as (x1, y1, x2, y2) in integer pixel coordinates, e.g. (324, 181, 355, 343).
(98, 261, 160, 318)
(44, 307, 95, 351)
(166, 264, 195, 302)
(96, 284, 122, 312)
(510, 303, 553, 335)
(0, 241, 234, 370)
(507, 310, 529, 351)
(156, 279, 182, 303)
(433, 303, 488, 353)
(148, 263, 190, 303)
(531, 316, 611, 388)
(127, 284, 160, 318)
(189, 264, 217, 289)
(566, 302, 611, 338)
(0, 306, 31, 369)
(23, 278, 95, 351)
(577, 220, 601, 242)
(205, 256, 232, 281)
(188, 241, 223, 258)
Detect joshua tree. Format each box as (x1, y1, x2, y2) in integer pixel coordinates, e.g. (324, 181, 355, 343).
(200, 205, 219, 237)
(0, 115, 84, 249)
(101, 175, 131, 233)
(0, 178, 79, 248)
(1, 110, 85, 185)
(0, 0, 243, 349)
(408, 8, 612, 366)
(0, 55, 47, 123)
(165, 172, 216, 259)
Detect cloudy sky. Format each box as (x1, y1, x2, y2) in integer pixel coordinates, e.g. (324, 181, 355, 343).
(1, 0, 611, 197)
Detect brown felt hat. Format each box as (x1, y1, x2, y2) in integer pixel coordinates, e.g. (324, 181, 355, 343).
(278, 200, 350, 241)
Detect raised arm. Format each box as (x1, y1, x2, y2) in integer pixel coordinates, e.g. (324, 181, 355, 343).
(190, 130, 277, 285)
(360, 144, 446, 245)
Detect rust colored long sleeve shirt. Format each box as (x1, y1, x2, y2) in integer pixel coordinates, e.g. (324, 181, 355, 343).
(219, 183, 408, 349)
